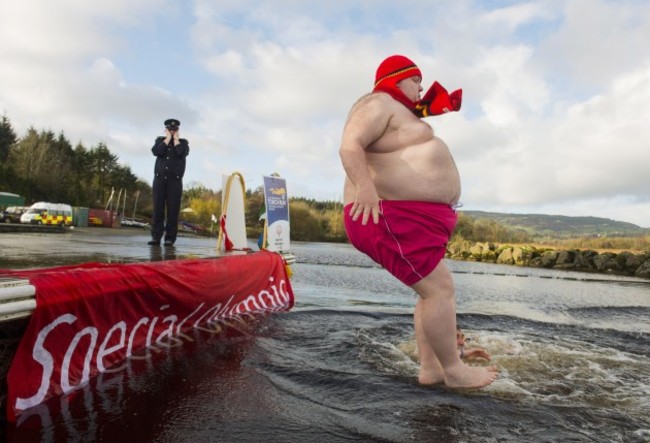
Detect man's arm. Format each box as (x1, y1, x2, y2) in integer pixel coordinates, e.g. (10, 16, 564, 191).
(339, 94, 392, 225)
(151, 137, 167, 156)
(173, 139, 190, 158)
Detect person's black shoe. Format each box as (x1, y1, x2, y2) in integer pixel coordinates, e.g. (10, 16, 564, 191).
(148, 240, 160, 246)
(164, 240, 175, 246)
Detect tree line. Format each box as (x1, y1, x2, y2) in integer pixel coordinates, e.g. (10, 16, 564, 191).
(0, 115, 149, 211)
(6, 113, 635, 249)
(0, 114, 348, 242)
(453, 211, 649, 252)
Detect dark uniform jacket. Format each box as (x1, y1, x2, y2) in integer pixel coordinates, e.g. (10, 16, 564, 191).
(152, 137, 190, 180)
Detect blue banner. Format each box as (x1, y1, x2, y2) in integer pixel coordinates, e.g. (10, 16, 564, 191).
(263, 175, 291, 252)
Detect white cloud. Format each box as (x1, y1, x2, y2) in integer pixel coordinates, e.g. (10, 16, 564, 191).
(476, 44, 550, 125)
(541, 0, 650, 90)
(481, 1, 553, 31)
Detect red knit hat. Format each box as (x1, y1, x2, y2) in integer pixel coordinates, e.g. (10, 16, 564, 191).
(373, 55, 422, 110)
(374, 55, 422, 89)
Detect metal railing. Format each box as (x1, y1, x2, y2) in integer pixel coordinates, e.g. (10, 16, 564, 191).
(0, 278, 36, 323)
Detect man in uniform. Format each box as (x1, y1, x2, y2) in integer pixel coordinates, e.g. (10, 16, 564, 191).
(148, 118, 190, 246)
(340, 55, 497, 389)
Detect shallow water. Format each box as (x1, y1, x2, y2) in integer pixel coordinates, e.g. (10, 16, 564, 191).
(2, 231, 650, 442)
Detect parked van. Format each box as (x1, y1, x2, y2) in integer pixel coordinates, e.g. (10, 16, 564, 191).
(20, 202, 73, 226)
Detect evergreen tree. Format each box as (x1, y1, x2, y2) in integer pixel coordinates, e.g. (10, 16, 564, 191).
(0, 114, 17, 163)
(88, 142, 119, 206)
(0, 115, 18, 191)
(69, 142, 92, 206)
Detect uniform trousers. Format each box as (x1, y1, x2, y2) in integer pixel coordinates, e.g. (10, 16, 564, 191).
(151, 176, 183, 243)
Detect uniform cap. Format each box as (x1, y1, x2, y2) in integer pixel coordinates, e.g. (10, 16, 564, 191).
(164, 118, 180, 128)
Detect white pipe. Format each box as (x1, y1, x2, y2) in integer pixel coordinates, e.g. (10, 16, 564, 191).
(0, 299, 37, 316)
(0, 284, 36, 302)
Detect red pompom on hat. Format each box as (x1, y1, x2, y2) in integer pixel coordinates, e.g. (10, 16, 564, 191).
(373, 55, 422, 110)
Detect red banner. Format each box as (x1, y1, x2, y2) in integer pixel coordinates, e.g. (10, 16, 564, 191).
(4, 251, 294, 422)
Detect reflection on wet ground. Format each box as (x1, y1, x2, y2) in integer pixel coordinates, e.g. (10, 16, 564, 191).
(0, 226, 253, 441)
(0, 227, 225, 269)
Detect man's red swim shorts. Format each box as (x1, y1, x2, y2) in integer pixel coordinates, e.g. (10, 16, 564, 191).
(344, 200, 457, 286)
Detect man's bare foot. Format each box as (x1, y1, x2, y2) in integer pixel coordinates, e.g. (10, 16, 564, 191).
(418, 354, 446, 385)
(418, 368, 445, 386)
(443, 363, 498, 389)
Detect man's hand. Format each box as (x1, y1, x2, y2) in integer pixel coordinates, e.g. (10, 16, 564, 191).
(462, 347, 491, 361)
(164, 129, 173, 145)
(350, 185, 380, 225)
(164, 128, 180, 145)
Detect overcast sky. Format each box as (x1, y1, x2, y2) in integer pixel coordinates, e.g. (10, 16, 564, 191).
(2, 0, 649, 227)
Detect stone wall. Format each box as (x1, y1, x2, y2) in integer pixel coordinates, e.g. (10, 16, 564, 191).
(446, 239, 650, 279)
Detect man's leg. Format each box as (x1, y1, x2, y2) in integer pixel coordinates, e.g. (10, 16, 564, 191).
(415, 297, 444, 385)
(412, 261, 497, 389)
(164, 179, 182, 244)
(150, 178, 166, 243)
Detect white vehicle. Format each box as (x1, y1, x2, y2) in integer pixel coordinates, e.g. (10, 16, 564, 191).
(20, 202, 73, 226)
(121, 217, 150, 228)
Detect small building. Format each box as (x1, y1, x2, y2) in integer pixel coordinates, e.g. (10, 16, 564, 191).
(0, 192, 25, 210)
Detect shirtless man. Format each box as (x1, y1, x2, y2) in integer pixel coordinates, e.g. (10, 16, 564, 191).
(340, 55, 498, 389)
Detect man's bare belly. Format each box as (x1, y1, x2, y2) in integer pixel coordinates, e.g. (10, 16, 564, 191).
(343, 137, 461, 205)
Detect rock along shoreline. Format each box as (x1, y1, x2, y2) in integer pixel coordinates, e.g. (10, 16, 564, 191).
(446, 239, 650, 279)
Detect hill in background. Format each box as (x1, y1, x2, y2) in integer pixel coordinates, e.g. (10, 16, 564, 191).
(461, 211, 649, 238)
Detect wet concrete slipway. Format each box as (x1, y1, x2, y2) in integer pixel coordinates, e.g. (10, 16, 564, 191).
(0, 226, 222, 269)
(0, 226, 244, 440)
